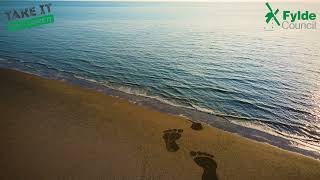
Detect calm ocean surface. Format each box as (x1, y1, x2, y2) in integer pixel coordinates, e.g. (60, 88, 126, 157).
(0, 1, 319, 155)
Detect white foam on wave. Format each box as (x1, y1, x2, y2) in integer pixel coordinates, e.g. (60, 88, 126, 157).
(118, 85, 148, 96)
(102, 81, 148, 97)
(230, 119, 320, 153)
(101, 80, 193, 109)
(74, 75, 98, 83)
(191, 104, 215, 114)
(149, 95, 186, 107)
(178, 114, 191, 120)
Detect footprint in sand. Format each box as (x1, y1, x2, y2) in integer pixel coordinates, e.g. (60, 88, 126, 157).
(190, 151, 218, 180)
(162, 129, 183, 152)
(191, 122, 203, 130)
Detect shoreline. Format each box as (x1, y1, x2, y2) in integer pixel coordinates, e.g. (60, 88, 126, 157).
(2, 60, 319, 160)
(1, 68, 320, 179)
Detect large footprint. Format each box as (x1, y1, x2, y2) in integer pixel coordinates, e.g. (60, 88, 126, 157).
(190, 151, 218, 180)
(162, 129, 183, 152)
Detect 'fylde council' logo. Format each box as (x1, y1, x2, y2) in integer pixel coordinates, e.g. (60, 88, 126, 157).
(264, 2, 318, 30)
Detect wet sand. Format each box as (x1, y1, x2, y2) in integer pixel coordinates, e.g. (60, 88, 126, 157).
(0, 69, 319, 180)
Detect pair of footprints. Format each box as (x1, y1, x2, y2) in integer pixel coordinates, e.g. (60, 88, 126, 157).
(163, 128, 218, 180)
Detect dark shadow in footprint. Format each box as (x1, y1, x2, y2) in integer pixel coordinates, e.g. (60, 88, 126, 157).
(162, 129, 183, 152)
(191, 122, 203, 130)
(190, 151, 218, 180)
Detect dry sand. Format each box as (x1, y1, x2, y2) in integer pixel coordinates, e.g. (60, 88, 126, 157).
(0, 69, 319, 180)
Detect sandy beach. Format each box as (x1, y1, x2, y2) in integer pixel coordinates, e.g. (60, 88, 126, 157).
(0, 68, 319, 180)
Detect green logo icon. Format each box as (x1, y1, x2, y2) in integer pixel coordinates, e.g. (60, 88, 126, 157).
(265, 2, 280, 26)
